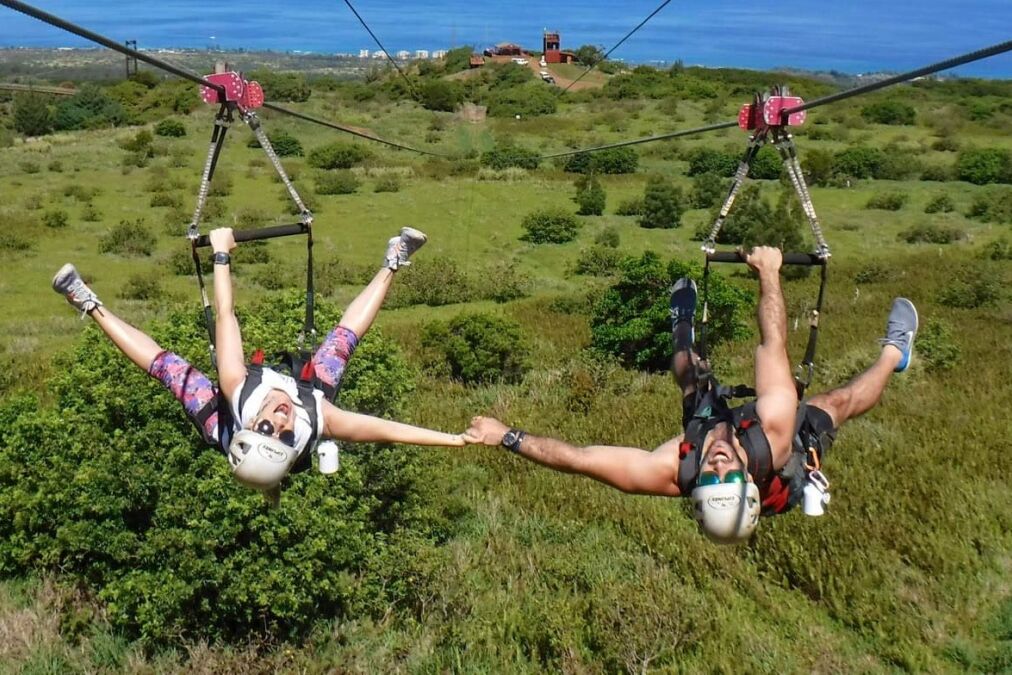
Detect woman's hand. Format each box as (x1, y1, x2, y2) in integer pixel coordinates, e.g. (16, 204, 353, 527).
(209, 227, 236, 254)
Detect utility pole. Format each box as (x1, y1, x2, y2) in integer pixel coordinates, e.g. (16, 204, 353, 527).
(125, 40, 138, 79)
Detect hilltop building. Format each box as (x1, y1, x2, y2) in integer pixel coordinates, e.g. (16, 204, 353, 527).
(543, 31, 576, 64)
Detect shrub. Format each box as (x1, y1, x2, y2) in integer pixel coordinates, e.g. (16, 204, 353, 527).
(13, 92, 53, 136)
(0, 231, 34, 253)
(686, 148, 738, 177)
(315, 170, 360, 195)
(486, 83, 557, 118)
(590, 252, 753, 371)
(118, 273, 162, 300)
(247, 69, 311, 102)
(595, 226, 620, 248)
(387, 255, 475, 307)
(120, 129, 154, 153)
(419, 80, 464, 112)
(232, 240, 272, 265)
(574, 174, 606, 216)
(801, 148, 837, 187)
(42, 209, 69, 229)
(520, 208, 581, 244)
(921, 164, 953, 182)
(956, 148, 1012, 185)
(615, 196, 644, 216)
(967, 188, 1012, 223)
(154, 118, 186, 137)
(474, 261, 530, 303)
(924, 193, 955, 214)
(98, 219, 156, 257)
(47, 160, 63, 173)
(480, 145, 541, 170)
(854, 261, 899, 285)
(421, 313, 529, 384)
(0, 295, 424, 645)
(747, 146, 782, 180)
(19, 160, 40, 174)
(979, 237, 1012, 261)
(121, 151, 149, 169)
(52, 85, 126, 131)
(64, 183, 97, 202)
(563, 148, 638, 175)
(573, 245, 623, 276)
(247, 128, 303, 157)
(861, 100, 916, 125)
(639, 175, 683, 229)
(866, 192, 908, 211)
(308, 142, 371, 170)
(690, 172, 725, 209)
(81, 203, 102, 222)
(149, 192, 182, 208)
(932, 136, 960, 152)
(938, 265, 1003, 308)
(374, 176, 401, 193)
(916, 319, 961, 371)
(834, 146, 884, 179)
(208, 172, 232, 197)
(898, 223, 965, 244)
(694, 185, 805, 250)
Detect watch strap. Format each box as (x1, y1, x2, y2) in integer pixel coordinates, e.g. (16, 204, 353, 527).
(213, 252, 231, 265)
(502, 428, 526, 453)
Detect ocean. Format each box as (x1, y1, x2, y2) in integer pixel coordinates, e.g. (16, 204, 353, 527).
(1, 0, 1011, 78)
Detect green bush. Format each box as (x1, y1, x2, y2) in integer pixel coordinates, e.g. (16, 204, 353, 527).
(247, 128, 304, 157)
(854, 261, 899, 285)
(315, 170, 360, 195)
(120, 129, 154, 153)
(590, 252, 753, 371)
(0, 294, 426, 645)
(81, 203, 102, 222)
(0, 231, 34, 253)
(247, 69, 311, 103)
(686, 147, 738, 177)
(42, 209, 69, 229)
(563, 148, 639, 175)
(374, 176, 401, 193)
(208, 172, 232, 197)
(480, 145, 541, 170)
(979, 237, 1012, 261)
(419, 80, 464, 112)
(615, 196, 644, 216)
(53, 85, 127, 131)
(747, 146, 782, 180)
(13, 92, 53, 136)
(308, 142, 371, 170)
(595, 226, 620, 248)
(520, 208, 581, 244)
(421, 312, 529, 384)
(251, 260, 299, 290)
(801, 148, 836, 187)
(574, 174, 606, 215)
(118, 273, 162, 300)
(898, 223, 965, 244)
(924, 193, 955, 213)
(694, 185, 805, 250)
(47, 159, 63, 173)
(98, 219, 156, 257)
(861, 100, 916, 125)
(473, 261, 530, 303)
(938, 265, 1003, 308)
(387, 255, 475, 307)
(956, 148, 1012, 185)
(834, 146, 885, 179)
(64, 183, 97, 202)
(916, 319, 961, 371)
(573, 245, 623, 276)
(639, 175, 684, 229)
(921, 164, 953, 182)
(486, 83, 557, 118)
(967, 188, 1012, 223)
(19, 160, 40, 174)
(154, 118, 186, 137)
(866, 192, 908, 211)
(149, 192, 182, 208)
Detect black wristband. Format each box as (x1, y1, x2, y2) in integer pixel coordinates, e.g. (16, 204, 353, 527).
(213, 252, 231, 266)
(501, 428, 526, 453)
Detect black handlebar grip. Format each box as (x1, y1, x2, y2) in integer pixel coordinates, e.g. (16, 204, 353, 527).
(193, 223, 309, 248)
(706, 251, 827, 266)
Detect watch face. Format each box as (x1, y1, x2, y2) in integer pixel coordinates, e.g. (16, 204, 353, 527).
(502, 430, 518, 447)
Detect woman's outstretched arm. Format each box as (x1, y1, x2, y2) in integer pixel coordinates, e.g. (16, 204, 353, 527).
(209, 228, 247, 397)
(321, 402, 465, 447)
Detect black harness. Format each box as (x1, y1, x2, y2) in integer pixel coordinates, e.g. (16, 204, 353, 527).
(676, 376, 824, 516)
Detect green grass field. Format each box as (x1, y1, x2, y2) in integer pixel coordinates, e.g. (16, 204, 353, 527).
(1, 68, 1011, 672)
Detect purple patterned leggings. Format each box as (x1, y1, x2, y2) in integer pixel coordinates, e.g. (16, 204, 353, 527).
(147, 325, 360, 443)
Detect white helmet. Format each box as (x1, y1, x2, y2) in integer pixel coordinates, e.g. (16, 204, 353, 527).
(690, 480, 761, 544)
(227, 429, 302, 491)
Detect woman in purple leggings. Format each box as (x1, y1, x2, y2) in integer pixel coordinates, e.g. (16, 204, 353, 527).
(52, 226, 463, 495)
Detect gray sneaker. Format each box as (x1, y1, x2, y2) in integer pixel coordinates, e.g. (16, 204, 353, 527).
(880, 297, 918, 372)
(384, 227, 428, 270)
(52, 263, 103, 317)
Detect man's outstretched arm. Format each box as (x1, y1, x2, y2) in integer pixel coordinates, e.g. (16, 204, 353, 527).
(464, 416, 682, 497)
(745, 246, 799, 457)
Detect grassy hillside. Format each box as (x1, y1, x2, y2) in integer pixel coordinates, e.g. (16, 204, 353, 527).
(0, 64, 1010, 672)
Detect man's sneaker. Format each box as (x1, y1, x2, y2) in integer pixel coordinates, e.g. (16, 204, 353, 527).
(52, 263, 102, 318)
(670, 277, 697, 331)
(384, 227, 428, 270)
(880, 297, 918, 372)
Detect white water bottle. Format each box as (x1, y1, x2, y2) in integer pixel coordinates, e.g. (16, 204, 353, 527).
(316, 441, 340, 475)
(802, 469, 831, 517)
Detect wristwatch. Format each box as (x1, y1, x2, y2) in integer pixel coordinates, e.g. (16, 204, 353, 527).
(213, 252, 231, 266)
(501, 428, 526, 453)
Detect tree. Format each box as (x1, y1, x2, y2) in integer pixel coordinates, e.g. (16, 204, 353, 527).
(861, 100, 916, 125)
(956, 148, 1012, 185)
(419, 80, 464, 112)
(574, 174, 606, 216)
(13, 92, 52, 136)
(639, 175, 683, 229)
(520, 208, 581, 244)
(575, 44, 605, 66)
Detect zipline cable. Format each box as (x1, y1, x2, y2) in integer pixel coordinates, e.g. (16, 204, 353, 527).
(559, 0, 673, 95)
(341, 0, 422, 101)
(0, 0, 447, 158)
(538, 120, 737, 160)
(782, 38, 1012, 116)
(0, 0, 224, 96)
